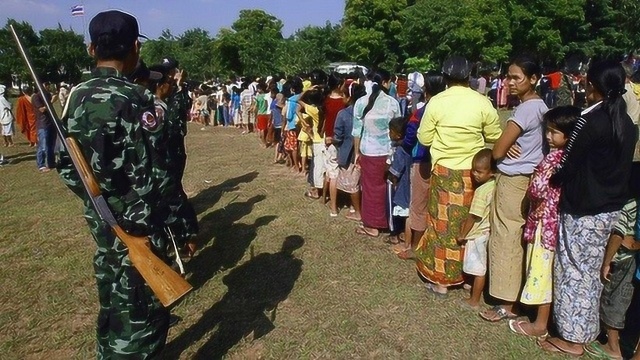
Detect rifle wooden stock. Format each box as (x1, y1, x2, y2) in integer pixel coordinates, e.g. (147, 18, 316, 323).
(9, 24, 192, 308)
(66, 132, 192, 308)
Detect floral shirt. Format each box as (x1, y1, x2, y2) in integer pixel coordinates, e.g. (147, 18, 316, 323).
(523, 150, 563, 250)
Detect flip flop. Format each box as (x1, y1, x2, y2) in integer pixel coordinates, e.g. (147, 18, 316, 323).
(304, 190, 320, 200)
(537, 338, 584, 357)
(345, 213, 362, 222)
(584, 342, 623, 360)
(508, 319, 548, 340)
(355, 226, 379, 238)
(479, 305, 517, 322)
(384, 235, 402, 245)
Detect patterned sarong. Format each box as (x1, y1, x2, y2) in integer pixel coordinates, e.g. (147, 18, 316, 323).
(415, 164, 473, 286)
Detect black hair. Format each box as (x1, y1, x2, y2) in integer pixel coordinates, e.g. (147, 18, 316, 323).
(511, 55, 542, 82)
(327, 72, 343, 92)
(473, 148, 497, 172)
(389, 116, 408, 138)
(93, 33, 133, 60)
(587, 60, 630, 146)
(309, 69, 328, 87)
(348, 83, 367, 106)
(543, 105, 581, 137)
(424, 71, 446, 97)
(362, 69, 392, 117)
(301, 88, 326, 137)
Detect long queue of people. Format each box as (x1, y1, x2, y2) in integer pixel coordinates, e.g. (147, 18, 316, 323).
(211, 55, 640, 358)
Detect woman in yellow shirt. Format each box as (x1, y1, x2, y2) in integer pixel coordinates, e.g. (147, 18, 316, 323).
(415, 56, 501, 295)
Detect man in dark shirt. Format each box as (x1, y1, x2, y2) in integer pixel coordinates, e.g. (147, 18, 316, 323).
(32, 85, 56, 172)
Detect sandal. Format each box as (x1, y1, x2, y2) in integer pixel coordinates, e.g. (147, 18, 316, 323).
(508, 319, 548, 340)
(355, 226, 379, 238)
(304, 190, 320, 200)
(537, 337, 584, 357)
(384, 235, 402, 245)
(479, 305, 517, 322)
(345, 213, 361, 222)
(584, 342, 623, 360)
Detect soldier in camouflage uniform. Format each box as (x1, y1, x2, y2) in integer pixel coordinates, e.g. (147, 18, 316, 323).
(57, 10, 170, 359)
(159, 58, 199, 254)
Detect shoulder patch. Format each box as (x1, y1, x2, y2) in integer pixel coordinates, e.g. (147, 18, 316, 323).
(141, 110, 161, 132)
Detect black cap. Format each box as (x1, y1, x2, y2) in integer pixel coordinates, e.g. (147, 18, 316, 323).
(161, 57, 179, 70)
(89, 10, 146, 53)
(129, 60, 162, 82)
(442, 56, 471, 81)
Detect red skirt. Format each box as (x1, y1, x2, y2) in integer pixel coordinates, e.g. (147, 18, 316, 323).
(256, 114, 270, 131)
(359, 155, 388, 229)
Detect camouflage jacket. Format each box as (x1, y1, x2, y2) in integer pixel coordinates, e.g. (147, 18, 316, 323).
(58, 67, 161, 236)
(164, 85, 191, 178)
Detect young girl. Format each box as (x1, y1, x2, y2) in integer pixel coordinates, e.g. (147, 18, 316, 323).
(298, 87, 326, 200)
(508, 105, 580, 339)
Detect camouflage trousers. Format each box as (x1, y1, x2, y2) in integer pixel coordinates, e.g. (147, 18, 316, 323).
(88, 217, 170, 359)
(164, 188, 198, 249)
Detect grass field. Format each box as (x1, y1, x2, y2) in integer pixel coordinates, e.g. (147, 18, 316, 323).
(0, 119, 613, 359)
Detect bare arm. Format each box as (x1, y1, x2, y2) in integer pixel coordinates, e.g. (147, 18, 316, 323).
(457, 214, 481, 244)
(492, 121, 522, 160)
(601, 233, 624, 282)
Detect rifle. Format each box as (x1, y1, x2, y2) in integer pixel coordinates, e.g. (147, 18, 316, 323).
(10, 25, 192, 307)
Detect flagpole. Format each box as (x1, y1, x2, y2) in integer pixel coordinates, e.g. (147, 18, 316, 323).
(81, 0, 87, 42)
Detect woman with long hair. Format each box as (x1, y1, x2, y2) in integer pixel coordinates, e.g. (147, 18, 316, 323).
(538, 60, 637, 356)
(352, 69, 401, 237)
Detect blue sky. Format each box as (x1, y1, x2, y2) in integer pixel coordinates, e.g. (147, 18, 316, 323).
(3, 0, 345, 39)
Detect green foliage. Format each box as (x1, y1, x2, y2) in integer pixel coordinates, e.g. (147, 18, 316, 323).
(4, 2, 640, 85)
(341, 0, 407, 69)
(0, 19, 90, 86)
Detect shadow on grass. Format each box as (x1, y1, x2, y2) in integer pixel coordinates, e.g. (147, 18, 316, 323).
(165, 235, 304, 359)
(188, 194, 271, 290)
(4, 151, 36, 165)
(190, 171, 259, 214)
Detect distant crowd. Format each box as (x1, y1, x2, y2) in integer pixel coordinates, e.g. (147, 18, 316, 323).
(2, 52, 640, 358)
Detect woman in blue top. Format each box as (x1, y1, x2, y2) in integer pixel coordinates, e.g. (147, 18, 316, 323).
(333, 83, 367, 222)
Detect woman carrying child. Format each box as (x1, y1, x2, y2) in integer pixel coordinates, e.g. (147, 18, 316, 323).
(508, 106, 580, 339)
(539, 60, 637, 356)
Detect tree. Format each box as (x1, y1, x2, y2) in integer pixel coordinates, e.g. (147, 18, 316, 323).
(399, 0, 511, 70)
(342, 0, 407, 69)
(175, 28, 215, 80)
(275, 39, 327, 75)
(0, 19, 41, 85)
(231, 9, 284, 76)
(140, 29, 178, 66)
(39, 26, 91, 84)
(293, 23, 345, 63)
